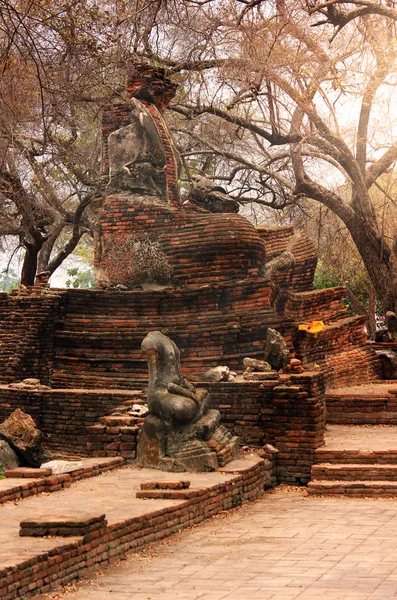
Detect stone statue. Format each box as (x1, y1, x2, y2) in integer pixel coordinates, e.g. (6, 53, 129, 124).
(107, 104, 168, 200)
(263, 251, 296, 281)
(106, 65, 180, 207)
(187, 175, 239, 213)
(141, 331, 210, 425)
(264, 328, 290, 371)
(137, 331, 239, 472)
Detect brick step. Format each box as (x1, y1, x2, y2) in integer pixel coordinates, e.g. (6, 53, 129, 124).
(58, 313, 248, 325)
(54, 354, 147, 367)
(51, 374, 148, 389)
(312, 463, 397, 481)
(314, 449, 397, 464)
(326, 393, 397, 424)
(307, 480, 397, 497)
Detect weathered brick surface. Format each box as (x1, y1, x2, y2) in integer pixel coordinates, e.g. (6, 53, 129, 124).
(326, 388, 397, 424)
(285, 287, 349, 324)
(0, 289, 65, 385)
(293, 315, 379, 388)
(202, 374, 326, 484)
(51, 285, 292, 388)
(0, 387, 140, 455)
(97, 198, 267, 287)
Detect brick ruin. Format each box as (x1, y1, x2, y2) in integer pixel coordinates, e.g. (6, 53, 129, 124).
(0, 64, 383, 485)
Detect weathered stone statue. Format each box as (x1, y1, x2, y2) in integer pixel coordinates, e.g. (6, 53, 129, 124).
(187, 175, 240, 213)
(263, 251, 296, 281)
(106, 65, 180, 207)
(264, 328, 290, 371)
(137, 331, 239, 472)
(141, 331, 210, 424)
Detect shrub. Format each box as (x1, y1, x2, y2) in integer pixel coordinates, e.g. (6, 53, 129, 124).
(102, 233, 173, 288)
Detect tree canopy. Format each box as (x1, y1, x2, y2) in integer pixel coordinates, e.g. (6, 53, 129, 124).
(1, 0, 397, 314)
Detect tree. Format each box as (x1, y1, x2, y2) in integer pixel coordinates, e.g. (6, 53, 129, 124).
(3, 0, 397, 310)
(144, 0, 397, 314)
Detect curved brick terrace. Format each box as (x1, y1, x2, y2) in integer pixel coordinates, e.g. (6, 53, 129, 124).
(37, 486, 397, 600)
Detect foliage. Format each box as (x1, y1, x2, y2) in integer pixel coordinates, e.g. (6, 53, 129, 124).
(65, 267, 96, 289)
(0, 268, 20, 293)
(102, 233, 173, 289)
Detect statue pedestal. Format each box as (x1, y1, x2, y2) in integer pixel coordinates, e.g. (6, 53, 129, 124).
(137, 409, 239, 472)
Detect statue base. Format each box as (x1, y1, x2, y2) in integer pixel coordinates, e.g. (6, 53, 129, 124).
(137, 409, 239, 472)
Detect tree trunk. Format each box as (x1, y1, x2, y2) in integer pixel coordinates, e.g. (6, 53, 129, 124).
(20, 244, 41, 286)
(347, 218, 394, 313)
(367, 285, 376, 340)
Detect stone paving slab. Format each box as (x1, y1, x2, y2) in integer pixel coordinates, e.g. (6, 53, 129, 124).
(324, 424, 397, 450)
(36, 486, 397, 600)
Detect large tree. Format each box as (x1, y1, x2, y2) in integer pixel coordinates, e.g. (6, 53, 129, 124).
(149, 0, 397, 313)
(2, 0, 397, 310)
(0, 0, 153, 284)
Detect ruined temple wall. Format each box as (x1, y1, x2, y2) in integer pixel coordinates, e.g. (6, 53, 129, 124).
(97, 197, 267, 286)
(0, 289, 66, 385)
(0, 374, 325, 484)
(285, 287, 349, 324)
(52, 286, 293, 389)
(0, 387, 129, 456)
(293, 316, 379, 388)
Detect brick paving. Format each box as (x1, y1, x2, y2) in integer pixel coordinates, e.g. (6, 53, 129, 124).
(38, 486, 397, 600)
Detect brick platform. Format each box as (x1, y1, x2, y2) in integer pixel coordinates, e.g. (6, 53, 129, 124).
(0, 456, 270, 600)
(0, 457, 123, 505)
(326, 383, 397, 424)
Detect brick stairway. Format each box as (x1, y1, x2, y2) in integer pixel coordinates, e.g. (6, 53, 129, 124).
(308, 419, 397, 497)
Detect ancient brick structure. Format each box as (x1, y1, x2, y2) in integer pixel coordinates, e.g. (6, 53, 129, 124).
(0, 63, 383, 484)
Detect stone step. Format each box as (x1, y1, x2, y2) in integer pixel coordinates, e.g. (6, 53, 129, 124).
(312, 463, 397, 481)
(307, 480, 397, 497)
(314, 449, 397, 464)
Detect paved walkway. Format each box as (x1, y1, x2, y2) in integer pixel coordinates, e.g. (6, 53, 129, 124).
(38, 486, 397, 600)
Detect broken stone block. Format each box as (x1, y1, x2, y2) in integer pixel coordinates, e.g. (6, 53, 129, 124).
(40, 460, 84, 475)
(264, 328, 290, 371)
(8, 378, 51, 391)
(0, 439, 20, 471)
(243, 357, 272, 372)
(0, 409, 52, 467)
(202, 366, 230, 382)
(243, 371, 279, 381)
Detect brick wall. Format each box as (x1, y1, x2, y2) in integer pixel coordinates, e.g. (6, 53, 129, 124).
(52, 286, 293, 389)
(0, 374, 325, 484)
(0, 387, 137, 456)
(200, 373, 326, 484)
(285, 287, 349, 323)
(97, 198, 267, 287)
(293, 316, 379, 388)
(0, 289, 65, 385)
